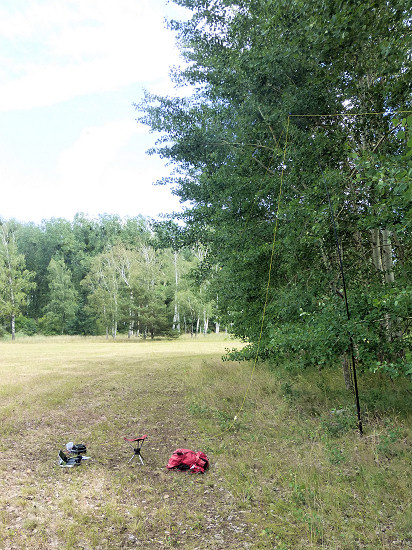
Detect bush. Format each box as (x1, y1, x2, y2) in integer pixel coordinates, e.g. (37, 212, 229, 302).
(15, 315, 38, 336)
(37, 313, 60, 335)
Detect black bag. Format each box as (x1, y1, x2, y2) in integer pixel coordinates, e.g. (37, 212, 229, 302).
(71, 444, 87, 454)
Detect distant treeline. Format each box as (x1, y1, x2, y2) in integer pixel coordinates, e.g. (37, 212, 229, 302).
(0, 214, 218, 340)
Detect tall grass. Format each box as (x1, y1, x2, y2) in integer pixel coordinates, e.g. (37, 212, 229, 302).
(185, 358, 411, 549)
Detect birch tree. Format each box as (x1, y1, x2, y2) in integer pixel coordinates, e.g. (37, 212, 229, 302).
(82, 250, 123, 338)
(43, 256, 78, 335)
(0, 222, 36, 340)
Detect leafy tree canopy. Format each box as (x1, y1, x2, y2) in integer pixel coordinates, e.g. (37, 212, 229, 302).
(137, 0, 412, 378)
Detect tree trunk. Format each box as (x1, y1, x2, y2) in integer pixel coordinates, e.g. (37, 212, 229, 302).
(215, 293, 220, 334)
(371, 228, 383, 273)
(381, 229, 395, 284)
(173, 251, 181, 331)
(11, 314, 15, 341)
(128, 293, 134, 338)
(342, 353, 353, 391)
(371, 228, 395, 341)
(173, 304, 180, 331)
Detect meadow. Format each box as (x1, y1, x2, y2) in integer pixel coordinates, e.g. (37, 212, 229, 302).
(0, 335, 410, 549)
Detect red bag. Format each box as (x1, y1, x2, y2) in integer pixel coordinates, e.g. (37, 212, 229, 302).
(167, 449, 209, 473)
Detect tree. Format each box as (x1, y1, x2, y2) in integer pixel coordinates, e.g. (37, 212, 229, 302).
(81, 242, 175, 339)
(132, 245, 174, 339)
(138, 0, 411, 378)
(14, 222, 45, 319)
(0, 221, 36, 339)
(154, 221, 218, 334)
(82, 249, 123, 338)
(43, 256, 78, 335)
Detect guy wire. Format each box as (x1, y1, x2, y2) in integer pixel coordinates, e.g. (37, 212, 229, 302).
(288, 110, 411, 117)
(212, 109, 408, 439)
(216, 116, 291, 437)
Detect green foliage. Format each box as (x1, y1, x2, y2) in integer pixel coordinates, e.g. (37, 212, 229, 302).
(14, 315, 38, 336)
(44, 256, 78, 335)
(1, 214, 216, 339)
(138, 0, 412, 381)
(37, 313, 60, 336)
(321, 407, 357, 438)
(376, 422, 405, 459)
(0, 221, 36, 337)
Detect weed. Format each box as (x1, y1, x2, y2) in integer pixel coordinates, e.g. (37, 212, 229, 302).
(22, 517, 38, 531)
(289, 477, 312, 506)
(87, 526, 101, 547)
(214, 408, 237, 430)
(281, 381, 296, 400)
(321, 407, 357, 437)
(274, 536, 291, 550)
(324, 440, 347, 464)
(58, 522, 78, 548)
(377, 424, 404, 458)
(188, 402, 210, 417)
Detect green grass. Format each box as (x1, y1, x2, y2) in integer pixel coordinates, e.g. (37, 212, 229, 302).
(0, 334, 411, 549)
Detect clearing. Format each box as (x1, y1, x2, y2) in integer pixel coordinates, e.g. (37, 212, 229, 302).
(0, 335, 410, 549)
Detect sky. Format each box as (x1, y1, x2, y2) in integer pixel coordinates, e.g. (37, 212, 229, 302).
(0, 0, 190, 225)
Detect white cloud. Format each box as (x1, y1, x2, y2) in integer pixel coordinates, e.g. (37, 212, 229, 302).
(0, 0, 191, 223)
(0, 126, 182, 223)
(57, 119, 141, 184)
(53, 118, 182, 220)
(0, 2, 78, 39)
(0, 0, 185, 111)
(0, 162, 56, 223)
(72, 165, 183, 221)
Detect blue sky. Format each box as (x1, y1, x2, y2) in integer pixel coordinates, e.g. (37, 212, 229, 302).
(0, 0, 189, 224)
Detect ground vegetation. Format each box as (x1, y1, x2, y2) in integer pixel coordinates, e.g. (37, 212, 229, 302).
(0, 337, 410, 549)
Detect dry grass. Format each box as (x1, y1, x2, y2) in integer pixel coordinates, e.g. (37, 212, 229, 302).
(0, 335, 411, 549)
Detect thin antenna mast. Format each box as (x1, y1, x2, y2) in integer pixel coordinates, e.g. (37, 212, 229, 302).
(317, 157, 363, 436)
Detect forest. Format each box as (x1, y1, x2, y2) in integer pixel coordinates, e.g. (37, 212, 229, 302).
(1, 0, 411, 383)
(0, 214, 216, 340)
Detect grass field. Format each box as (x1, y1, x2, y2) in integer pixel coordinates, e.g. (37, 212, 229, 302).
(0, 335, 411, 549)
